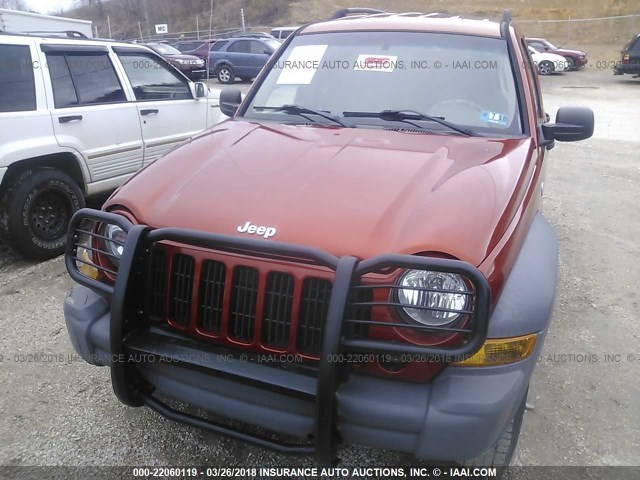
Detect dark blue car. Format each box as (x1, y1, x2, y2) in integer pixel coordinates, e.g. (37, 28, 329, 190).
(209, 37, 281, 84)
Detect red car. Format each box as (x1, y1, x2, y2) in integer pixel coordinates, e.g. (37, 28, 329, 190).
(64, 8, 594, 472)
(145, 43, 207, 80)
(525, 37, 587, 70)
(172, 39, 219, 62)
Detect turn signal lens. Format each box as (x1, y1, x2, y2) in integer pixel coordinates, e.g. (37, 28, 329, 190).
(77, 247, 99, 279)
(452, 334, 537, 367)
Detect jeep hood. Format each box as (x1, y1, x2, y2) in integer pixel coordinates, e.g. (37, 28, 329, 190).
(106, 120, 535, 266)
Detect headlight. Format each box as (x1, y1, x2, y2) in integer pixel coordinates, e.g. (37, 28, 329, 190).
(103, 224, 127, 262)
(396, 270, 468, 326)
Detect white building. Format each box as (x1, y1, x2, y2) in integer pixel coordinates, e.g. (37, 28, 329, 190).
(0, 8, 93, 37)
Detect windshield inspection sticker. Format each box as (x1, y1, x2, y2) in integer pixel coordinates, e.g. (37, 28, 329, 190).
(275, 45, 328, 85)
(481, 111, 508, 125)
(353, 54, 398, 72)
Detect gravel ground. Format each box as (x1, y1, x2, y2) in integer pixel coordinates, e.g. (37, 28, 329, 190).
(0, 68, 639, 476)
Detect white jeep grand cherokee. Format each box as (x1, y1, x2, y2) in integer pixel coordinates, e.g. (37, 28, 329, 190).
(0, 32, 226, 259)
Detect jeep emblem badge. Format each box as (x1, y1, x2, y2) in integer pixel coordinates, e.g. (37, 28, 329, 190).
(237, 221, 277, 239)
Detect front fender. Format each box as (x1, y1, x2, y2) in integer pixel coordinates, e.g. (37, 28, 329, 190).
(487, 213, 559, 337)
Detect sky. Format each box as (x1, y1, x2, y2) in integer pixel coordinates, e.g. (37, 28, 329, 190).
(24, 0, 80, 14)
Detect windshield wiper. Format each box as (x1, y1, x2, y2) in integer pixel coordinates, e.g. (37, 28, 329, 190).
(342, 109, 476, 136)
(253, 104, 354, 128)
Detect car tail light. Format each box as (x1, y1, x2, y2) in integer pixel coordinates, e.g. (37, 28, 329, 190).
(623, 53, 630, 64)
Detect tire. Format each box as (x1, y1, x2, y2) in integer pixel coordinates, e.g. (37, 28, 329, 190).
(0, 169, 84, 260)
(459, 387, 528, 478)
(216, 64, 235, 84)
(538, 60, 554, 75)
(565, 56, 576, 71)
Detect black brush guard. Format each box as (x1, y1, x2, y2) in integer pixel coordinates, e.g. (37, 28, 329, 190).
(65, 208, 490, 465)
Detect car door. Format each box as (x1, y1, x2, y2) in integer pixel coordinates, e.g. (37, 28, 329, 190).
(225, 39, 252, 77)
(114, 48, 209, 165)
(42, 45, 144, 183)
(0, 38, 48, 179)
(248, 40, 272, 77)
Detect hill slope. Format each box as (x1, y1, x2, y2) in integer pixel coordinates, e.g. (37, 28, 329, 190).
(59, 0, 638, 47)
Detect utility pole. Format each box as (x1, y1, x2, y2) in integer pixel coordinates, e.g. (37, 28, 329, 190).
(241, 8, 245, 32)
(142, 0, 150, 37)
(138, 21, 143, 41)
(107, 15, 112, 39)
(208, 0, 213, 39)
(196, 15, 199, 39)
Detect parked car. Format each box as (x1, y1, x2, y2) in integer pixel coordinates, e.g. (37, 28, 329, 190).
(528, 45, 568, 75)
(270, 26, 299, 40)
(145, 42, 207, 80)
(172, 39, 214, 61)
(525, 37, 587, 70)
(209, 36, 281, 83)
(0, 33, 225, 259)
(63, 8, 594, 471)
(613, 33, 640, 77)
(238, 32, 278, 40)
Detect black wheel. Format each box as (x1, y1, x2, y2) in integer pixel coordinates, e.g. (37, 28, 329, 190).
(217, 64, 235, 84)
(0, 169, 84, 260)
(565, 56, 575, 71)
(538, 60, 554, 75)
(459, 387, 528, 478)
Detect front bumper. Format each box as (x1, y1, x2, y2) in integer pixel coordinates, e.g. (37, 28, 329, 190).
(63, 208, 551, 464)
(65, 284, 540, 462)
(184, 68, 207, 79)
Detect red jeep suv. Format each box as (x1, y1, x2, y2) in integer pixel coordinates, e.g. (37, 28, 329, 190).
(63, 8, 594, 470)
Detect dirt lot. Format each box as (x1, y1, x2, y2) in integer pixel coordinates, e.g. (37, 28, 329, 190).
(1, 67, 639, 474)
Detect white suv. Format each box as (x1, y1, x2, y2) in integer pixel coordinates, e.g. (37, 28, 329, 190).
(0, 32, 226, 259)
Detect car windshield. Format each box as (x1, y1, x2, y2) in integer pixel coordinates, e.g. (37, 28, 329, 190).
(150, 44, 182, 55)
(624, 35, 639, 50)
(243, 31, 523, 136)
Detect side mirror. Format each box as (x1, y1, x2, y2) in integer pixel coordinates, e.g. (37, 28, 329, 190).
(541, 106, 594, 147)
(193, 81, 207, 98)
(263, 49, 272, 55)
(220, 87, 242, 117)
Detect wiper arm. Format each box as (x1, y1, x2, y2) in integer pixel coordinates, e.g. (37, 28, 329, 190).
(343, 109, 476, 136)
(253, 104, 354, 128)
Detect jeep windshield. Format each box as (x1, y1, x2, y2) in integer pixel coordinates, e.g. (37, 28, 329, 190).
(242, 31, 523, 136)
